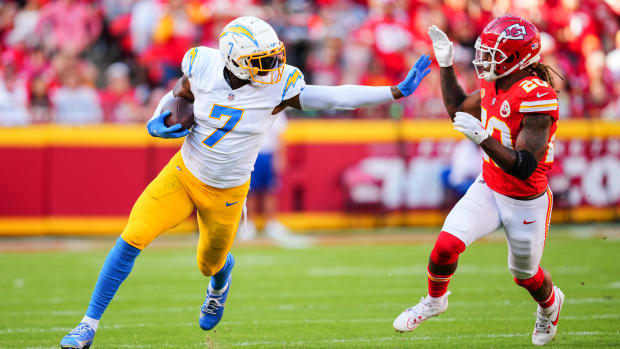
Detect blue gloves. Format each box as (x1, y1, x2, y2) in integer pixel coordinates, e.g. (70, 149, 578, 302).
(397, 54, 432, 97)
(146, 111, 190, 138)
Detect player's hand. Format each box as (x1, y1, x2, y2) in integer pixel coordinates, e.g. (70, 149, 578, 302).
(453, 112, 489, 144)
(396, 54, 432, 97)
(428, 25, 454, 68)
(146, 111, 190, 138)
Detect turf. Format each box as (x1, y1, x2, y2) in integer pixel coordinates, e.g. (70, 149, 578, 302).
(1, 226, 619, 348)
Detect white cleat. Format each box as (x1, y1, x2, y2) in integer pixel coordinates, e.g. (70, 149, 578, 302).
(237, 220, 257, 241)
(532, 286, 565, 346)
(265, 220, 313, 249)
(393, 291, 451, 332)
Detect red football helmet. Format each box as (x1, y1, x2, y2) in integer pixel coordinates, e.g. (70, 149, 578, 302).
(473, 15, 541, 82)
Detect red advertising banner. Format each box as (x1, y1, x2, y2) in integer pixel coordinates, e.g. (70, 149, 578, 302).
(280, 138, 620, 213)
(0, 120, 619, 234)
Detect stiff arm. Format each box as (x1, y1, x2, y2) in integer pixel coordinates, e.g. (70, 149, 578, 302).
(274, 85, 403, 114)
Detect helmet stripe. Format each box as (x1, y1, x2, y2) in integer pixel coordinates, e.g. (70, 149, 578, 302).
(219, 24, 259, 48)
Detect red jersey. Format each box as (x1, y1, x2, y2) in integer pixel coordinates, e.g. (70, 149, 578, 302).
(480, 76, 559, 197)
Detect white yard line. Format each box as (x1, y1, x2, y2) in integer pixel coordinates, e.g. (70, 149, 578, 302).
(6, 330, 613, 349)
(2, 313, 619, 335)
(305, 265, 592, 277)
(4, 295, 619, 319)
(232, 331, 612, 347)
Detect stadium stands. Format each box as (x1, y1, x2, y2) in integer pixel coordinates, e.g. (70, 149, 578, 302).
(0, 0, 618, 125)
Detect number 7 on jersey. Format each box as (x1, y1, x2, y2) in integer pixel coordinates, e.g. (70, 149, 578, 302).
(203, 104, 244, 147)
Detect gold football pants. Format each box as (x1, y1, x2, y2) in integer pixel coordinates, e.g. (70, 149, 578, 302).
(121, 151, 249, 276)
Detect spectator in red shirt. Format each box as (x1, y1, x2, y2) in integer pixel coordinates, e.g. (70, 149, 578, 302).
(35, 0, 101, 55)
(51, 58, 103, 125)
(355, 0, 414, 81)
(0, 51, 30, 125)
(99, 62, 141, 123)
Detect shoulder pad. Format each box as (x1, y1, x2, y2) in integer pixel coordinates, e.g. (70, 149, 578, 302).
(515, 77, 558, 114)
(280, 65, 306, 101)
(181, 46, 219, 78)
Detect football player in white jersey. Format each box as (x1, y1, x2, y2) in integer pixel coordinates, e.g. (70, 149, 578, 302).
(60, 16, 431, 349)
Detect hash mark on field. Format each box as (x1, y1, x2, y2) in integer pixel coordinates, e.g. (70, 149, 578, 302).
(607, 281, 620, 289)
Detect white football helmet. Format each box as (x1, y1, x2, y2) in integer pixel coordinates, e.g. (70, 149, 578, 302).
(219, 16, 286, 85)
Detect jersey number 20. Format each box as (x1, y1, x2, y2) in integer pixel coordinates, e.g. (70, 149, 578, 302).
(481, 107, 555, 164)
(203, 104, 244, 147)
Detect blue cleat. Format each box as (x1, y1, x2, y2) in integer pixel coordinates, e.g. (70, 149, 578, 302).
(199, 277, 231, 330)
(60, 322, 95, 349)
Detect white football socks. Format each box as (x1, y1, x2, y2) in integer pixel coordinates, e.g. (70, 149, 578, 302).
(81, 315, 99, 331)
(427, 294, 446, 308)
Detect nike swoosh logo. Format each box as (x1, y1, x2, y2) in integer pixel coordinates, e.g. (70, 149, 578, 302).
(537, 92, 549, 98)
(225, 201, 239, 207)
(523, 219, 536, 225)
(552, 295, 562, 326)
(406, 317, 416, 330)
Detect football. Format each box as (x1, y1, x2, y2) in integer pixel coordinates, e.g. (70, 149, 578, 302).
(162, 96, 195, 130)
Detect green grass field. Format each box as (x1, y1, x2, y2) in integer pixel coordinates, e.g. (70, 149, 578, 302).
(1, 226, 619, 348)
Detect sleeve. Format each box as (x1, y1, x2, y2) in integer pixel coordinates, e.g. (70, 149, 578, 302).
(280, 65, 306, 101)
(518, 84, 559, 119)
(299, 85, 394, 111)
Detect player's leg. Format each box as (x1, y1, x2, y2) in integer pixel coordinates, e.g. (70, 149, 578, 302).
(393, 176, 502, 332)
(61, 152, 195, 349)
(240, 153, 270, 241)
(258, 152, 283, 237)
(496, 188, 563, 345)
(239, 190, 259, 241)
(185, 177, 250, 330)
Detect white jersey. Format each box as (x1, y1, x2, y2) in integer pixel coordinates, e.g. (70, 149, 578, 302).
(179, 46, 305, 188)
(259, 112, 287, 154)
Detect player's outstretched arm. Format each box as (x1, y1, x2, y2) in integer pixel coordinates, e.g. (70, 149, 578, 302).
(429, 25, 481, 120)
(278, 55, 431, 112)
(453, 112, 552, 180)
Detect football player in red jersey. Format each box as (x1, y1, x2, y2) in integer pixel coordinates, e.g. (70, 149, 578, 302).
(393, 16, 564, 346)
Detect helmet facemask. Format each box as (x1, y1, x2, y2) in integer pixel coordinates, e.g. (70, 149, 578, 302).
(236, 42, 286, 85)
(473, 37, 509, 82)
(473, 37, 541, 82)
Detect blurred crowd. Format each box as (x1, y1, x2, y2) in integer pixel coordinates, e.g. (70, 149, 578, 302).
(0, 0, 619, 125)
